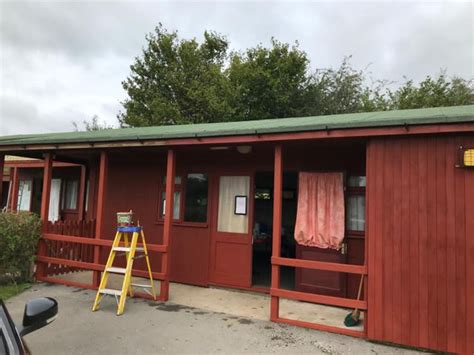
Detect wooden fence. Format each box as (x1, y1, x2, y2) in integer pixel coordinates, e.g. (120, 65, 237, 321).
(43, 220, 96, 276)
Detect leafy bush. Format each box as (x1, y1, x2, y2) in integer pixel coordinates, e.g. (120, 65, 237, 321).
(0, 212, 42, 283)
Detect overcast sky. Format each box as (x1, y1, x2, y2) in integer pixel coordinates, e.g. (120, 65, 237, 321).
(0, 0, 472, 136)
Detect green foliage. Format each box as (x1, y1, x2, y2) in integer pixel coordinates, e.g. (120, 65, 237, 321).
(73, 115, 115, 131)
(228, 39, 311, 120)
(0, 212, 42, 283)
(389, 73, 474, 110)
(119, 25, 474, 127)
(305, 57, 368, 115)
(119, 24, 233, 126)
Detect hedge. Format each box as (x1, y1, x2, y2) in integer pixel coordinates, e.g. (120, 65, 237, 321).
(0, 212, 42, 283)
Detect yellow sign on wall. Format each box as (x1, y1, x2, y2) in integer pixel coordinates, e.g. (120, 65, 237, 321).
(464, 149, 474, 167)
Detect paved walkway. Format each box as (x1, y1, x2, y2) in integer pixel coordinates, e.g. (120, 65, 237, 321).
(5, 283, 425, 354)
(56, 271, 363, 331)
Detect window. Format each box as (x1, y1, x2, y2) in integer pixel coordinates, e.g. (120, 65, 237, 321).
(63, 179, 79, 210)
(184, 174, 208, 222)
(160, 191, 181, 220)
(217, 176, 250, 234)
(162, 176, 182, 185)
(347, 176, 366, 188)
(346, 175, 366, 233)
(17, 180, 32, 211)
(159, 175, 181, 220)
(346, 195, 365, 231)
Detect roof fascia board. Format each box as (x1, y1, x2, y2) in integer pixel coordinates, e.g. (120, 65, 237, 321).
(0, 121, 473, 153)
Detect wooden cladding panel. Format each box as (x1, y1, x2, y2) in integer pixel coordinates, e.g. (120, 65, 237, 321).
(367, 134, 474, 354)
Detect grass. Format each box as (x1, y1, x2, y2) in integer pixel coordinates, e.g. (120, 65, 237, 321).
(0, 283, 31, 301)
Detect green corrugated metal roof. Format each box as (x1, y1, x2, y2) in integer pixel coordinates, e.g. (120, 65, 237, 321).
(1, 105, 473, 147)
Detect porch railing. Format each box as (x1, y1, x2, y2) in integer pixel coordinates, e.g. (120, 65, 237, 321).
(35, 221, 168, 301)
(42, 220, 96, 276)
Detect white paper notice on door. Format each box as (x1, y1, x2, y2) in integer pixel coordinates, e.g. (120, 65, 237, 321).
(234, 196, 247, 215)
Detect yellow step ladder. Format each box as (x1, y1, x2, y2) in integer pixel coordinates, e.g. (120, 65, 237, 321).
(92, 226, 156, 315)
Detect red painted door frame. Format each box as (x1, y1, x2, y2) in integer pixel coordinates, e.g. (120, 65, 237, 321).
(209, 171, 255, 288)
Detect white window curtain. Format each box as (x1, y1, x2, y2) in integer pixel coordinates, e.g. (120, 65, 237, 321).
(217, 176, 250, 234)
(48, 179, 62, 222)
(64, 180, 78, 210)
(346, 195, 365, 231)
(17, 180, 32, 211)
(161, 191, 181, 220)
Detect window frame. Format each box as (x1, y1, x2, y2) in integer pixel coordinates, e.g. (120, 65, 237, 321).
(183, 173, 209, 224)
(345, 176, 366, 238)
(156, 172, 210, 228)
(157, 176, 183, 222)
(61, 178, 79, 211)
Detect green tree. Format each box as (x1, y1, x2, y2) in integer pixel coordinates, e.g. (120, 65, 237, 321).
(118, 25, 474, 127)
(388, 72, 474, 109)
(72, 115, 114, 131)
(227, 39, 311, 120)
(303, 58, 371, 116)
(119, 24, 233, 127)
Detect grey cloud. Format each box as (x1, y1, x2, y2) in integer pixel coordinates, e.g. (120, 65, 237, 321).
(0, 0, 472, 136)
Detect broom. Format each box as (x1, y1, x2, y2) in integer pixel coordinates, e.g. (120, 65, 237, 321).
(344, 274, 364, 327)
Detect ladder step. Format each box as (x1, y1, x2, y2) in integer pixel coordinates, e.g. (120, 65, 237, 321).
(112, 247, 144, 252)
(131, 283, 153, 288)
(99, 288, 122, 296)
(106, 267, 126, 274)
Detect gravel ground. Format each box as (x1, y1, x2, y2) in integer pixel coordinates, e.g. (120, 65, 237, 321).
(5, 282, 427, 354)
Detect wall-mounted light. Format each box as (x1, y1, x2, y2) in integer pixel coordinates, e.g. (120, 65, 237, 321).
(210, 146, 229, 151)
(457, 146, 474, 168)
(237, 145, 252, 154)
(463, 148, 474, 167)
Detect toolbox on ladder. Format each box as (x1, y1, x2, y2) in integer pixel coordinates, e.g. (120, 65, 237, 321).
(92, 224, 156, 315)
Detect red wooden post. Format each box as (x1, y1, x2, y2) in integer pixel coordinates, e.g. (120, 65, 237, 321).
(10, 167, 19, 211)
(87, 165, 98, 219)
(270, 144, 283, 321)
(161, 149, 175, 301)
(0, 154, 4, 208)
(77, 165, 86, 221)
(37, 152, 53, 278)
(93, 151, 108, 287)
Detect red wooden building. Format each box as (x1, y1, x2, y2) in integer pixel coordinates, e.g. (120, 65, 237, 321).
(1, 156, 88, 221)
(0, 105, 473, 353)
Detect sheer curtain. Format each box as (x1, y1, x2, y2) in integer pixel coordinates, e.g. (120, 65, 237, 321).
(48, 179, 61, 222)
(217, 176, 250, 234)
(17, 180, 32, 211)
(294, 172, 345, 250)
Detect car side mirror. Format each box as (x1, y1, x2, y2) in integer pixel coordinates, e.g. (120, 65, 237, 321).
(19, 297, 58, 336)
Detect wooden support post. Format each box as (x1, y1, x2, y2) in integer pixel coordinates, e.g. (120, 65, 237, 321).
(0, 154, 4, 208)
(271, 144, 283, 321)
(161, 149, 175, 301)
(93, 152, 108, 287)
(37, 153, 53, 278)
(77, 165, 86, 221)
(11, 167, 19, 211)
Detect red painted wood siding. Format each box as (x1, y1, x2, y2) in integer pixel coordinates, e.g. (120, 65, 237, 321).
(367, 134, 474, 354)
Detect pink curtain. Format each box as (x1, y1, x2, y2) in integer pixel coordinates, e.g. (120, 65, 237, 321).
(294, 172, 345, 250)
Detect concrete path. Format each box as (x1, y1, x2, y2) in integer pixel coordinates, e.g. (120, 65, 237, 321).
(5, 283, 425, 354)
(57, 271, 364, 331)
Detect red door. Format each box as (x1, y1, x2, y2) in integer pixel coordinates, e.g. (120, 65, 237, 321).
(209, 174, 253, 288)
